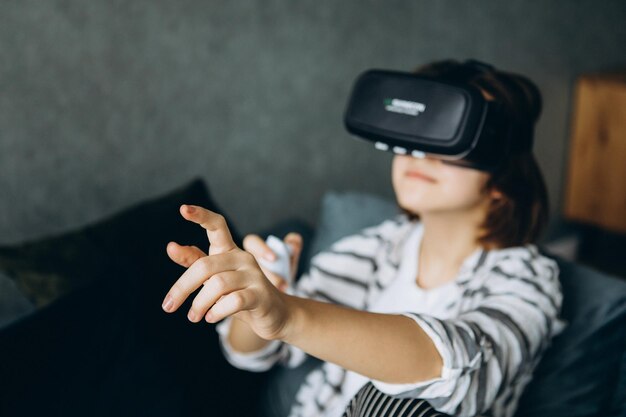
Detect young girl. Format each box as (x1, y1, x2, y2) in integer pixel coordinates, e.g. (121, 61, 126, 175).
(163, 60, 565, 417)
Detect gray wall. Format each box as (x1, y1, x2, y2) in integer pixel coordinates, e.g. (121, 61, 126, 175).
(1, 0, 625, 243)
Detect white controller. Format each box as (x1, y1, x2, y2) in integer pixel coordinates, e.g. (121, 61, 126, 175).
(257, 235, 294, 285)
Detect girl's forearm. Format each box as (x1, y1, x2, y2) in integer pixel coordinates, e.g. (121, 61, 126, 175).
(280, 294, 443, 384)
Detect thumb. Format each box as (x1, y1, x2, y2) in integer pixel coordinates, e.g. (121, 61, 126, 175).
(166, 241, 206, 268)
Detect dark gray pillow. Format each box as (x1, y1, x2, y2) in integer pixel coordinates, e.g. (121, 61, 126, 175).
(514, 257, 626, 417)
(0, 178, 237, 309)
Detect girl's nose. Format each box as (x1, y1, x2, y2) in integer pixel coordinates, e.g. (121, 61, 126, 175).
(411, 155, 442, 167)
(394, 153, 443, 169)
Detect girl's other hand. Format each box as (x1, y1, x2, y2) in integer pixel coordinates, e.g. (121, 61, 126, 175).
(242, 232, 303, 292)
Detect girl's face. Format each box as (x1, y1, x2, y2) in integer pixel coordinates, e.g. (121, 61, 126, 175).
(392, 155, 494, 217)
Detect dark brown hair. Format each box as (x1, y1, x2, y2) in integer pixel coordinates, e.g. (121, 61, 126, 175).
(401, 60, 549, 249)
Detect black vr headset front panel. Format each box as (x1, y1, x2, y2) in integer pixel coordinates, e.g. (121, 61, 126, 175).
(344, 69, 510, 171)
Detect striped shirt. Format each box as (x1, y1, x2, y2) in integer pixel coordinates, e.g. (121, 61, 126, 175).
(216, 214, 566, 417)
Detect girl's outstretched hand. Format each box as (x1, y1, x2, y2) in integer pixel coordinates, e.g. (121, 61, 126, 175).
(162, 204, 291, 341)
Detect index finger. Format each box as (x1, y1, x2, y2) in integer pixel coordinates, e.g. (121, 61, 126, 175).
(180, 204, 238, 255)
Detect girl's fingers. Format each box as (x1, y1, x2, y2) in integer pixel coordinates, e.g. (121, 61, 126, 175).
(284, 232, 303, 278)
(166, 241, 206, 268)
(205, 289, 257, 323)
(242, 234, 276, 261)
(284, 232, 303, 250)
(187, 270, 245, 322)
(162, 251, 247, 313)
(179, 204, 238, 256)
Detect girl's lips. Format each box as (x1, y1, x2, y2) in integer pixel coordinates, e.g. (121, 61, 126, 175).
(405, 170, 437, 183)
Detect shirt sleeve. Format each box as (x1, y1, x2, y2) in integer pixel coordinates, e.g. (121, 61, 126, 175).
(214, 262, 340, 372)
(216, 317, 303, 371)
(370, 250, 567, 417)
(215, 217, 396, 372)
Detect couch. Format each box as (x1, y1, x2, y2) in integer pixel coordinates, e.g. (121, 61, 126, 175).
(1, 179, 624, 416)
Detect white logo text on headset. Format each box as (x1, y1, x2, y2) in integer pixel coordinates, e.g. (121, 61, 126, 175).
(383, 98, 426, 116)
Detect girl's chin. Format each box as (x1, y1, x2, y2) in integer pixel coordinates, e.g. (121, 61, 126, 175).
(398, 203, 431, 216)
(397, 196, 438, 213)
(398, 197, 455, 215)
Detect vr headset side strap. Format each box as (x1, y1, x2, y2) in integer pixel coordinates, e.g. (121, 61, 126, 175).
(459, 100, 512, 171)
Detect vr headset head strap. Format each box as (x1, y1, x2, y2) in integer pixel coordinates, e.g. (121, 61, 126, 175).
(463, 59, 496, 74)
(461, 59, 534, 157)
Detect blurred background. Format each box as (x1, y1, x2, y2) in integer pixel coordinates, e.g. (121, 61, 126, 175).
(1, 0, 625, 275)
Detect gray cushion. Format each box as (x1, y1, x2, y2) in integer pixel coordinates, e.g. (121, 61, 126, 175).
(309, 190, 401, 257)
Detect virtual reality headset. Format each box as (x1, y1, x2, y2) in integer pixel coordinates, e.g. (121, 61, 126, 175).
(343, 61, 531, 171)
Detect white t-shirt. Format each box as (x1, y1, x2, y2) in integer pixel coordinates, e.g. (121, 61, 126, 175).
(217, 215, 566, 417)
(337, 222, 464, 415)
